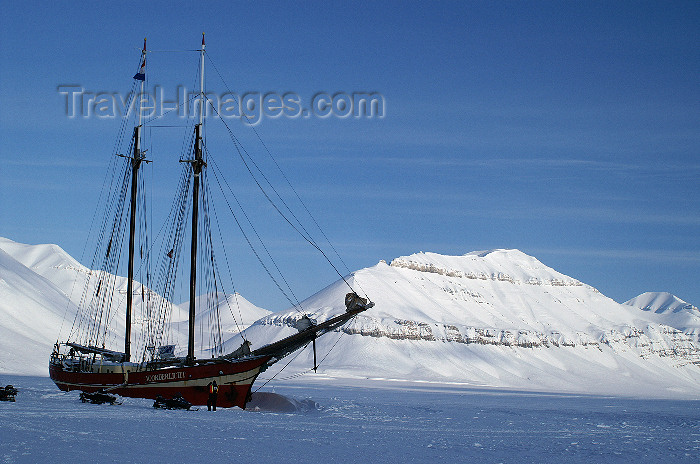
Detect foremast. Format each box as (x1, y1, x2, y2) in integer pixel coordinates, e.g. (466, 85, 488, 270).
(125, 38, 148, 362)
(186, 33, 206, 365)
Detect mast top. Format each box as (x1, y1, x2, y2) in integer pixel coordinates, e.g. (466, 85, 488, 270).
(133, 39, 147, 82)
(198, 34, 205, 126)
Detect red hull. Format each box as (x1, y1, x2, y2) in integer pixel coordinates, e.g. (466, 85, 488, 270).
(49, 356, 272, 409)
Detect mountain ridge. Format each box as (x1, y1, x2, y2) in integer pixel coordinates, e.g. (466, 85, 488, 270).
(1, 237, 699, 398)
(232, 251, 700, 398)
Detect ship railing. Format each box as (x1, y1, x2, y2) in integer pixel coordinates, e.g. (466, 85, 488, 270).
(51, 342, 117, 372)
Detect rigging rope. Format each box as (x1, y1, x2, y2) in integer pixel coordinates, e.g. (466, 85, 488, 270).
(205, 100, 359, 299)
(198, 170, 225, 356)
(207, 152, 305, 314)
(255, 316, 355, 388)
(205, 54, 366, 299)
(66, 79, 140, 344)
(207, 181, 245, 337)
(254, 340, 311, 393)
(63, 47, 371, 365)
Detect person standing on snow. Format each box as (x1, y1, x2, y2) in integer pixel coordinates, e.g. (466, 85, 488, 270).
(207, 380, 218, 411)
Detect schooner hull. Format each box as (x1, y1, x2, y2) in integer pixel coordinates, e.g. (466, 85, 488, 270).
(49, 356, 272, 409)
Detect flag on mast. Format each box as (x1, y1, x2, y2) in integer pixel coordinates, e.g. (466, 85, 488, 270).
(133, 38, 146, 81)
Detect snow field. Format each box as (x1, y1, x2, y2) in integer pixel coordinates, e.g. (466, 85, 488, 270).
(1, 375, 698, 463)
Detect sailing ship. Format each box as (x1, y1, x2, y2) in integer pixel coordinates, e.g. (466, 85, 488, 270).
(48, 36, 373, 409)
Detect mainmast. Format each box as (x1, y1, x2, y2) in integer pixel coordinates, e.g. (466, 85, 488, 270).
(125, 38, 147, 362)
(186, 33, 206, 365)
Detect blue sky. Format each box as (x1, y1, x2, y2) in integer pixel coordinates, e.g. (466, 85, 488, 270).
(1, 1, 698, 311)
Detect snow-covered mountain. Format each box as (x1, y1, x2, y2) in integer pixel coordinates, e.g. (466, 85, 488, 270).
(231, 249, 700, 398)
(0, 237, 269, 374)
(622, 292, 700, 338)
(0, 236, 155, 359)
(2, 237, 700, 398)
(170, 292, 271, 355)
(0, 247, 73, 375)
(624, 291, 698, 315)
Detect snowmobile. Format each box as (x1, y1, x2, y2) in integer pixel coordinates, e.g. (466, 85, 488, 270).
(0, 385, 18, 402)
(153, 393, 194, 410)
(80, 390, 120, 405)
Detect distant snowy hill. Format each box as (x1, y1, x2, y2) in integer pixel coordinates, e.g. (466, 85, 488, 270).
(0, 247, 73, 375)
(0, 237, 269, 374)
(171, 292, 271, 356)
(232, 250, 700, 398)
(624, 291, 698, 315)
(622, 291, 700, 335)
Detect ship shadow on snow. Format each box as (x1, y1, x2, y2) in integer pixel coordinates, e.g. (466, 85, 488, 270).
(246, 392, 320, 414)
